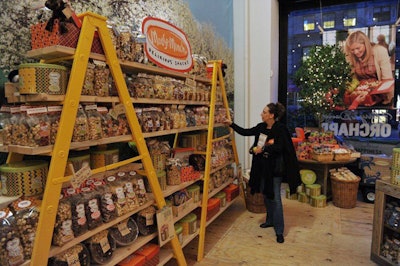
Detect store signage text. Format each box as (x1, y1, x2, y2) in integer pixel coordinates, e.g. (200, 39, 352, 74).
(320, 110, 393, 138)
(142, 17, 193, 72)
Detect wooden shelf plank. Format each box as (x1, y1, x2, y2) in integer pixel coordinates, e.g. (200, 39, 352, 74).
(26, 46, 211, 84)
(105, 233, 158, 266)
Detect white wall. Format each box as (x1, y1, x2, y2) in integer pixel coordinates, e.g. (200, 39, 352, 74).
(233, 0, 279, 170)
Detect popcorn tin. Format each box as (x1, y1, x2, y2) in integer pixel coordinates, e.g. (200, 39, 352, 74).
(19, 63, 68, 95)
(0, 160, 48, 196)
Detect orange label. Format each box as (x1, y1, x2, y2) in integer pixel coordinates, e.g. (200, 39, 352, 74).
(142, 17, 193, 72)
(147, 25, 188, 59)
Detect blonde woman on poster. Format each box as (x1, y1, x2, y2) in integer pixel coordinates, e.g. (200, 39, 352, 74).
(344, 31, 394, 110)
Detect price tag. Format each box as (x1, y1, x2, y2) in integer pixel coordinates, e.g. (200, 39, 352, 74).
(118, 222, 131, 236)
(70, 164, 92, 189)
(100, 237, 111, 254)
(109, 103, 126, 120)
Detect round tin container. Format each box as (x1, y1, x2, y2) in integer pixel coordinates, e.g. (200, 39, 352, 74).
(0, 160, 48, 196)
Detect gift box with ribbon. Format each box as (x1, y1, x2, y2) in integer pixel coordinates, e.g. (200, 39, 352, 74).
(30, 15, 104, 54)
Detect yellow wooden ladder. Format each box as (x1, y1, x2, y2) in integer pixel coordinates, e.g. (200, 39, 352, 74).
(196, 60, 241, 261)
(6, 12, 186, 266)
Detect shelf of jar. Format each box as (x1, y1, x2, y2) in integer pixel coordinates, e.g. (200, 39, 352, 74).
(5, 85, 215, 106)
(162, 178, 203, 198)
(208, 178, 234, 199)
(6, 125, 226, 155)
(209, 161, 235, 175)
(26, 46, 211, 84)
(143, 124, 224, 138)
(19, 198, 156, 266)
(173, 199, 202, 223)
(6, 135, 133, 155)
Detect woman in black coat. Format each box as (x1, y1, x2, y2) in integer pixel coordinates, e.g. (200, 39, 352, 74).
(226, 102, 301, 243)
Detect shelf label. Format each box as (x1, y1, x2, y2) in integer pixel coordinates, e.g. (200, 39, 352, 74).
(142, 17, 193, 72)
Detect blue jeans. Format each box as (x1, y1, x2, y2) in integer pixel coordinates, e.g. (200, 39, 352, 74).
(263, 176, 284, 235)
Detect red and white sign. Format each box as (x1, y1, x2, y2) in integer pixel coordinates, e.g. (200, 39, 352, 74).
(142, 17, 193, 72)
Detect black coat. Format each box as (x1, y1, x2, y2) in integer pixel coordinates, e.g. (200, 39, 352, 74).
(231, 121, 301, 199)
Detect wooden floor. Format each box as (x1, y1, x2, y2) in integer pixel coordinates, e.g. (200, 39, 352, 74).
(167, 184, 377, 266)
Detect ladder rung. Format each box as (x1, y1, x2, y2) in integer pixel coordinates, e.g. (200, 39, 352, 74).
(211, 134, 231, 142)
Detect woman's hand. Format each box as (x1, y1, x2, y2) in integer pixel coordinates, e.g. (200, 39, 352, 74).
(223, 118, 232, 126)
(252, 146, 262, 154)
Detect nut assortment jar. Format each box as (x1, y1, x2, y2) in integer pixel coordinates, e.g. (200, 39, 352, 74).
(81, 187, 103, 230)
(49, 243, 90, 266)
(109, 217, 139, 246)
(82, 62, 95, 95)
(86, 229, 115, 265)
(11, 198, 40, 259)
(90, 148, 119, 169)
(106, 174, 129, 216)
(0, 208, 25, 266)
(180, 212, 197, 236)
(166, 158, 181, 185)
(0, 160, 48, 196)
(66, 188, 89, 237)
(72, 106, 89, 142)
(93, 61, 110, 97)
(53, 196, 74, 247)
(10, 105, 30, 146)
(0, 106, 11, 146)
(93, 181, 117, 223)
(85, 104, 103, 140)
(135, 206, 157, 236)
(26, 106, 51, 147)
(47, 105, 62, 144)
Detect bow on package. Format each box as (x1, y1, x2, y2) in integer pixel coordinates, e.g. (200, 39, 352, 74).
(44, 0, 74, 34)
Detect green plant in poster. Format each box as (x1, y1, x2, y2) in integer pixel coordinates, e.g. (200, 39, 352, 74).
(294, 44, 352, 118)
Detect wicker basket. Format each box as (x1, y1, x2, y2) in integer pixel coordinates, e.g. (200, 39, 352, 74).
(334, 152, 351, 161)
(331, 175, 361, 209)
(312, 152, 334, 162)
(244, 180, 266, 213)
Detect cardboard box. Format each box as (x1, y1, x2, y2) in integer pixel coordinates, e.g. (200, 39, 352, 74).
(223, 184, 239, 202)
(359, 154, 392, 184)
(172, 198, 194, 217)
(118, 253, 146, 266)
(135, 243, 160, 266)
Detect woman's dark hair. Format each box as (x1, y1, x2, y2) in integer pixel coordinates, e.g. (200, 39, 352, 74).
(267, 102, 285, 121)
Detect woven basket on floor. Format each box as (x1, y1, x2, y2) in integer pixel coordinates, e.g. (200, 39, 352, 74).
(331, 175, 361, 209)
(244, 181, 266, 213)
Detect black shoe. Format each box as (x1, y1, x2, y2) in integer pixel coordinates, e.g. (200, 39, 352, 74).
(260, 222, 273, 228)
(276, 234, 284, 243)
